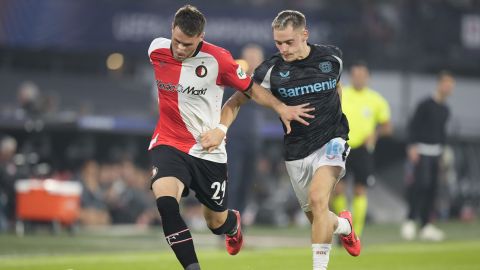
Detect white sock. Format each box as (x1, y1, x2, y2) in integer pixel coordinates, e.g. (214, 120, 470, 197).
(333, 217, 351, 235)
(312, 243, 331, 270)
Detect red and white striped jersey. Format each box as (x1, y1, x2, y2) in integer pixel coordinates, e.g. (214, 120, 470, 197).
(148, 38, 252, 163)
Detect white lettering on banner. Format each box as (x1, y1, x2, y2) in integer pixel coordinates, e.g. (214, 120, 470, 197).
(113, 13, 169, 41)
(112, 13, 331, 45)
(462, 15, 480, 49)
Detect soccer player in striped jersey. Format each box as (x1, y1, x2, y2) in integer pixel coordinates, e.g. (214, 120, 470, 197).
(148, 5, 313, 270)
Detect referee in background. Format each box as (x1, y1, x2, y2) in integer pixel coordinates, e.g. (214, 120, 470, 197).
(332, 61, 392, 237)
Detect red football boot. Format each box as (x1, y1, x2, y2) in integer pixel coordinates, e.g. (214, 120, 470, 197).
(339, 210, 361, 256)
(225, 210, 243, 255)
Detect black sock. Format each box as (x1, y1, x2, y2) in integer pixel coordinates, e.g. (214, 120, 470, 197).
(209, 210, 238, 236)
(157, 196, 199, 269)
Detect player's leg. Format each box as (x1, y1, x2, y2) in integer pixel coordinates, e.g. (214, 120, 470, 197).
(152, 178, 200, 270)
(402, 160, 420, 240)
(189, 155, 243, 255)
(332, 144, 357, 215)
(352, 184, 367, 237)
(150, 146, 200, 270)
(420, 156, 438, 227)
(309, 166, 344, 240)
(203, 207, 242, 255)
(309, 165, 344, 269)
(418, 156, 444, 241)
(351, 146, 373, 237)
(305, 209, 350, 235)
(331, 180, 348, 215)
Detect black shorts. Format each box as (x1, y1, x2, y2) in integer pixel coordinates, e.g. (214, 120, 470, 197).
(345, 146, 374, 186)
(150, 145, 228, 212)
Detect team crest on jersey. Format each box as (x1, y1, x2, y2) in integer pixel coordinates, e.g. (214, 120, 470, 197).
(195, 65, 208, 78)
(319, 61, 333, 73)
(236, 66, 247, 79)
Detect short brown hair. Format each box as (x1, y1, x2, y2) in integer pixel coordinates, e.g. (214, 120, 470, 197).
(438, 70, 453, 81)
(272, 10, 306, 30)
(173, 5, 206, 37)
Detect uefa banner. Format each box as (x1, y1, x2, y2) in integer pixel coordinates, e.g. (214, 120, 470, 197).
(0, 0, 332, 55)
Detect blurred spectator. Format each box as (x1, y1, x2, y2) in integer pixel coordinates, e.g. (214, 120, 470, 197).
(15, 81, 42, 120)
(79, 160, 111, 226)
(0, 135, 18, 232)
(105, 160, 154, 225)
(401, 71, 455, 242)
(253, 152, 301, 227)
(224, 43, 265, 223)
(332, 61, 392, 237)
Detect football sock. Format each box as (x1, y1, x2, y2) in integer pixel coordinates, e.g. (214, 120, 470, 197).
(185, 263, 201, 270)
(209, 210, 238, 236)
(334, 216, 352, 235)
(312, 243, 331, 270)
(332, 194, 348, 215)
(352, 195, 368, 237)
(156, 196, 199, 269)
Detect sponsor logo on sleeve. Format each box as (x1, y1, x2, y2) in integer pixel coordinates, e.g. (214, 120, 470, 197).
(236, 65, 247, 79)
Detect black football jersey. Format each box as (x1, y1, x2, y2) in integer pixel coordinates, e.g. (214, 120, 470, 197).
(253, 44, 349, 161)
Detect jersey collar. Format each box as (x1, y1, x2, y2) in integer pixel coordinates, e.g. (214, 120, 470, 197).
(169, 41, 204, 60)
(192, 41, 203, 57)
(289, 43, 314, 64)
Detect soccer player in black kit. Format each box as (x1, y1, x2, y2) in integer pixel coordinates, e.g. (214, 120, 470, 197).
(401, 71, 455, 242)
(201, 10, 361, 270)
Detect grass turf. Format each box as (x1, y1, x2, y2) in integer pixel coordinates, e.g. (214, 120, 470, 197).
(0, 221, 479, 270)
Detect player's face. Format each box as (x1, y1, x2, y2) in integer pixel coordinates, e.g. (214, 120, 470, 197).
(438, 75, 455, 98)
(171, 26, 204, 61)
(273, 25, 308, 62)
(350, 66, 370, 90)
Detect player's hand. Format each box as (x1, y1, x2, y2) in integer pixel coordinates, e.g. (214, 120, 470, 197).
(407, 145, 419, 164)
(278, 103, 315, 134)
(200, 128, 226, 152)
(365, 134, 377, 153)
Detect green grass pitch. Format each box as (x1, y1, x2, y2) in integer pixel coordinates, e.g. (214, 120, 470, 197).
(0, 221, 479, 269)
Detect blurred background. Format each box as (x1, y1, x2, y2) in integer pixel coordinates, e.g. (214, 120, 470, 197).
(0, 0, 479, 238)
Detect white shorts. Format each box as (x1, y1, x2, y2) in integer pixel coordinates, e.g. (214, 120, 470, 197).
(285, 137, 350, 212)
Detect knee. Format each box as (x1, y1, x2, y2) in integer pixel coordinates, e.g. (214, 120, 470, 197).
(309, 191, 329, 213)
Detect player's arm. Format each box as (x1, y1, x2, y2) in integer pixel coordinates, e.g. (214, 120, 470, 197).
(377, 94, 393, 137)
(406, 101, 426, 163)
(378, 121, 393, 137)
(221, 92, 249, 127)
(247, 82, 314, 134)
(201, 82, 315, 152)
(366, 93, 393, 151)
(200, 91, 248, 152)
(336, 82, 343, 101)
